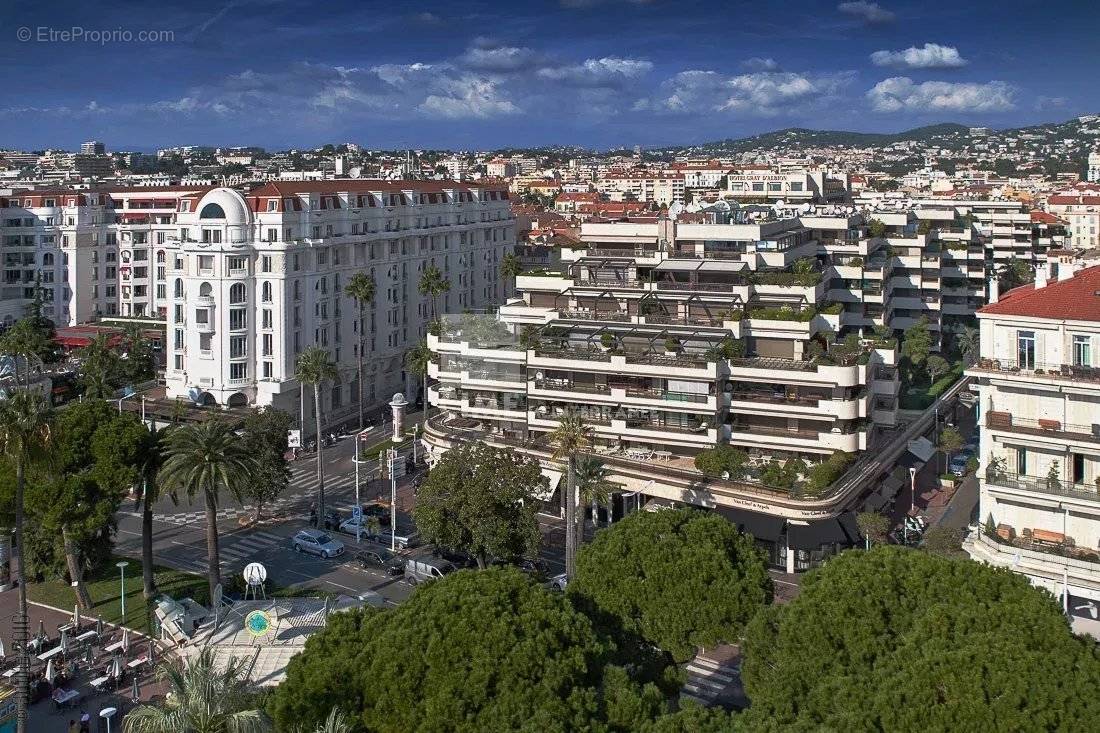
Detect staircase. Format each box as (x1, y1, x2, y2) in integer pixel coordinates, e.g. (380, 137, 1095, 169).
(681, 654, 742, 708)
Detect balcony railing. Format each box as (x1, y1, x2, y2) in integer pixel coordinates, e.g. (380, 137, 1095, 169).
(624, 418, 711, 434)
(729, 390, 823, 406)
(986, 470, 1100, 502)
(654, 281, 737, 292)
(532, 379, 609, 394)
(574, 278, 640, 288)
(559, 308, 630, 322)
(624, 387, 710, 403)
(970, 358, 1100, 385)
(985, 413, 1100, 443)
(623, 352, 710, 369)
(729, 422, 821, 439)
(729, 356, 818, 372)
(533, 348, 613, 363)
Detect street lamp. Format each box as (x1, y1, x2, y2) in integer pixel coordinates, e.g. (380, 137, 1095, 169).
(351, 428, 372, 543)
(907, 467, 917, 545)
(116, 561, 129, 619)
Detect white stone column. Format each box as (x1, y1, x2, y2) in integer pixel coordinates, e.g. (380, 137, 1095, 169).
(389, 392, 408, 441)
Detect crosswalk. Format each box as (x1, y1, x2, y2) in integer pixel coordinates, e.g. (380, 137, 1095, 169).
(123, 506, 242, 527)
(681, 655, 742, 708)
(218, 530, 286, 573)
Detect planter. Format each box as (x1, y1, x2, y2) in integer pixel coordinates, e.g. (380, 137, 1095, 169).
(939, 475, 959, 490)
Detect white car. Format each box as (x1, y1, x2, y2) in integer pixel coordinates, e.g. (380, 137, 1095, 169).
(548, 572, 569, 592)
(291, 529, 345, 559)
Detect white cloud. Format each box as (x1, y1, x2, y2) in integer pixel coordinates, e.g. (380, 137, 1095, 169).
(867, 77, 1015, 113)
(741, 57, 779, 71)
(646, 69, 854, 116)
(418, 77, 520, 119)
(537, 57, 653, 87)
(459, 42, 542, 73)
(837, 1, 895, 24)
(870, 43, 968, 69)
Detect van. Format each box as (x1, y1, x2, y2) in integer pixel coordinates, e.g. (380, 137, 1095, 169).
(404, 555, 457, 585)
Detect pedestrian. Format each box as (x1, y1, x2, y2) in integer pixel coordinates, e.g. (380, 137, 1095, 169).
(79, 710, 91, 733)
(309, 503, 317, 528)
(68, 720, 78, 733)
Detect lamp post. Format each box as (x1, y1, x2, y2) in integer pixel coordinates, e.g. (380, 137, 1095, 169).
(351, 428, 371, 543)
(116, 561, 129, 620)
(907, 467, 917, 545)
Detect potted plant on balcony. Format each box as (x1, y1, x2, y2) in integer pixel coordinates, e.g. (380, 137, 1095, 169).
(664, 337, 681, 356)
(599, 332, 617, 352)
(986, 455, 1008, 484)
(1046, 462, 1062, 492)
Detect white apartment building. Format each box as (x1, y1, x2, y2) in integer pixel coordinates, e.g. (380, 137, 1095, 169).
(440, 157, 469, 181)
(1087, 152, 1100, 183)
(723, 168, 848, 203)
(0, 185, 209, 327)
(965, 260, 1100, 602)
(1046, 194, 1100, 250)
(161, 181, 514, 423)
(597, 174, 685, 206)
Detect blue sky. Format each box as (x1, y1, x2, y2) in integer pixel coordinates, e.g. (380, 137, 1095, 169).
(1, 0, 1097, 151)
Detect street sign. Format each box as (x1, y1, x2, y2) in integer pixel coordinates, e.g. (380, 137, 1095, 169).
(352, 505, 362, 521)
(287, 429, 301, 448)
(388, 448, 406, 478)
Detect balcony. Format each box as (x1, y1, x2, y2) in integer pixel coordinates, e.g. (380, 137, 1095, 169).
(984, 470, 1100, 503)
(532, 379, 609, 395)
(969, 358, 1100, 386)
(654, 281, 736, 293)
(559, 308, 630, 322)
(984, 412, 1100, 445)
(624, 386, 710, 404)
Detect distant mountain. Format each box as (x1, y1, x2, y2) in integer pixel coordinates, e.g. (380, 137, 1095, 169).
(680, 123, 973, 153)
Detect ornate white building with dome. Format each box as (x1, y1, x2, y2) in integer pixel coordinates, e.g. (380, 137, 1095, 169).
(160, 181, 514, 426)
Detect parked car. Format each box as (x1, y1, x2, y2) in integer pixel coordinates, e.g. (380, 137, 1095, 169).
(291, 529, 345, 559)
(355, 545, 405, 576)
(360, 500, 392, 527)
(338, 516, 372, 537)
(404, 555, 456, 585)
(548, 572, 569, 592)
(430, 545, 478, 569)
(949, 450, 974, 477)
(365, 525, 421, 550)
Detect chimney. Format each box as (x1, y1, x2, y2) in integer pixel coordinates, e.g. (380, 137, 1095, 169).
(1058, 256, 1079, 282)
(988, 276, 999, 304)
(1034, 262, 1048, 289)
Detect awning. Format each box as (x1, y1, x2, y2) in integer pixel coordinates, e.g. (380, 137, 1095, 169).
(535, 469, 563, 502)
(715, 506, 786, 543)
(787, 516, 854, 550)
(907, 436, 935, 463)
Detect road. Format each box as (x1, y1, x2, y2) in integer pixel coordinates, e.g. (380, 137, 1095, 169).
(114, 428, 568, 604)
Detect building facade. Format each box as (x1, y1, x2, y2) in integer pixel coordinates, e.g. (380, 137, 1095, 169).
(965, 260, 1100, 602)
(160, 181, 513, 427)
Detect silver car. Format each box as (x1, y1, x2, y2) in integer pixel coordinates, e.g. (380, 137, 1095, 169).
(292, 529, 345, 559)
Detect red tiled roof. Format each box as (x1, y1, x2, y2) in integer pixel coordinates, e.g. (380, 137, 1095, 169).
(1030, 210, 1065, 225)
(980, 265, 1100, 322)
(1048, 194, 1100, 206)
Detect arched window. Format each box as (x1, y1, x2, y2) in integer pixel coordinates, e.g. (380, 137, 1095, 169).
(229, 283, 246, 304)
(174, 279, 184, 298)
(200, 203, 226, 219)
(199, 282, 212, 297)
(156, 250, 166, 263)
(261, 281, 272, 303)
(42, 253, 54, 267)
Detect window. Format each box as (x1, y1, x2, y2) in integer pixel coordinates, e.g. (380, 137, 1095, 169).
(1017, 330, 1035, 370)
(230, 362, 248, 380)
(174, 304, 183, 324)
(1016, 449, 1027, 476)
(198, 255, 214, 271)
(752, 182, 765, 192)
(1073, 453, 1086, 484)
(263, 361, 273, 378)
(262, 309, 273, 329)
(227, 256, 247, 273)
(262, 333, 273, 356)
(262, 281, 272, 302)
(229, 308, 247, 330)
(261, 255, 272, 273)
(229, 335, 247, 358)
(174, 329, 184, 349)
(229, 283, 246, 304)
(195, 308, 209, 325)
(267, 199, 278, 212)
(174, 279, 184, 298)
(1073, 335, 1091, 367)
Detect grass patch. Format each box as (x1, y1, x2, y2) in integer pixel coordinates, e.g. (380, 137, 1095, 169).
(899, 362, 964, 410)
(27, 555, 206, 636)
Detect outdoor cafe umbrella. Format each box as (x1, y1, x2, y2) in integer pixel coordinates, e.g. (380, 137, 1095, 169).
(121, 628, 130, 654)
(59, 629, 68, 656)
(0, 636, 5, 661)
(110, 655, 122, 680)
(37, 619, 45, 641)
(73, 604, 81, 630)
(45, 658, 56, 686)
(131, 675, 140, 702)
(96, 617, 103, 636)
(84, 645, 93, 664)
(147, 640, 155, 667)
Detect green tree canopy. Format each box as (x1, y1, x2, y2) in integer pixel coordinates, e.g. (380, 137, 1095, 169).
(901, 316, 932, 369)
(270, 568, 673, 733)
(412, 443, 543, 568)
(740, 547, 1100, 731)
(570, 508, 773, 663)
(239, 407, 292, 520)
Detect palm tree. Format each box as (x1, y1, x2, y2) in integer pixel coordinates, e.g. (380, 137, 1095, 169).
(548, 411, 592, 578)
(296, 709, 350, 733)
(79, 332, 118, 398)
(123, 647, 271, 733)
(295, 346, 338, 521)
(500, 252, 523, 298)
(0, 318, 47, 386)
(159, 420, 255, 603)
(574, 455, 615, 545)
(0, 388, 52, 732)
(134, 426, 170, 599)
(404, 340, 432, 426)
(418, 265, 450, 322)
(343, 273, 376, 430)
(957, 325, 980, 364)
